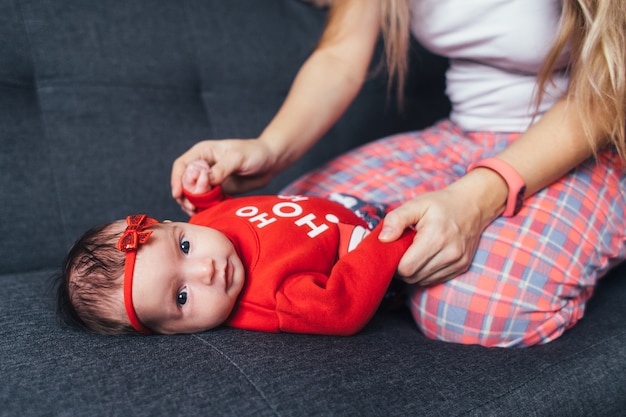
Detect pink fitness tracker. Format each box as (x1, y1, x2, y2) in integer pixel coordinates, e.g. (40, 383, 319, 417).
(467, 157, 526, 217)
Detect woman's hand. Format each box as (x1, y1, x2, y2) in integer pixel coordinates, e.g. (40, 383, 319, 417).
(171, 139, 278, 214)
(379, 170, 508, 285)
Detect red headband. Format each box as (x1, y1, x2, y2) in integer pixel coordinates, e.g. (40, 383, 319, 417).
(117, 214, 158, 335)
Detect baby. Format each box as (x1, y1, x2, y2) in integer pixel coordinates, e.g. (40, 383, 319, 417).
(57, 160, 415, 336)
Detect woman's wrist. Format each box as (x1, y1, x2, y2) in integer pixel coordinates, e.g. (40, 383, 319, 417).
(467, 158, 526, 217)
(449, 168, 510, 224)
(255, 133, 287, 170)
(258, 125, 320, 173)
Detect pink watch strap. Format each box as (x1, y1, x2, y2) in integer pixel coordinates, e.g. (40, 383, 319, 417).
(467, 157, 526, 217)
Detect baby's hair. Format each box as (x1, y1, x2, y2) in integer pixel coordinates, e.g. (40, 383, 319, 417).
(56, 220, 136, 335)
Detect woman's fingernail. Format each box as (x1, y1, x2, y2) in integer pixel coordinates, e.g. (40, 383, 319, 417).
(379, 226, 392, 240)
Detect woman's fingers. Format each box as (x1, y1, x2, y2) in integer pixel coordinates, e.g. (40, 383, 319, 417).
(380, 190, 483, 285)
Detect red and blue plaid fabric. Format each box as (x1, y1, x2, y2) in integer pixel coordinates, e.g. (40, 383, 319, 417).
(282, 119, 626, 347)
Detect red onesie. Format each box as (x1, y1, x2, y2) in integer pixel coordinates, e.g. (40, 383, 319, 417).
(185, 187, 415, 336)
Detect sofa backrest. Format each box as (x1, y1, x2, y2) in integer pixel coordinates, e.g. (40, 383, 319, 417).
(0, 0, 449, 274)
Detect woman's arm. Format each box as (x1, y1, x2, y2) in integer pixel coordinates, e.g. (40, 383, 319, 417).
(259, 0, 382, 169)
(171, 0, 382, 199)
(491, 98, 601, 198)
(380, 96, 603, 285)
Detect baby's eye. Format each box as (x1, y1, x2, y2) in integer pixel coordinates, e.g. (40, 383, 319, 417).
(177, 287, 188, 306)
(180, 237, 190, 255)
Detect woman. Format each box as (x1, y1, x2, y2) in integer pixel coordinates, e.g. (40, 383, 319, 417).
(171, 0, 626, 347)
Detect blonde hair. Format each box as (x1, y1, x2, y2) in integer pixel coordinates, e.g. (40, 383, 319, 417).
(537, 0, 626, 160)
(380, 0, 410, 107)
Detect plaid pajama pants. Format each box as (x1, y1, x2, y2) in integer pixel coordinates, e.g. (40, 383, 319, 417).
(282, 119, 626, 347)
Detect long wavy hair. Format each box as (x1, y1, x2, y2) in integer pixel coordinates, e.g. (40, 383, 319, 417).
(537, 0, 626, 160)
(380, 0, 410, 107)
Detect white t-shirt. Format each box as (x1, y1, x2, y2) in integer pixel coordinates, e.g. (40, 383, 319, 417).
(410, 0, 569, 132)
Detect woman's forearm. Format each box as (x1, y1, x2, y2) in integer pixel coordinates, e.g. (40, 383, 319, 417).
(258, 0, 382, 170)
(258, 50, 369, 169)
(455, 97, 602, 221)
(497, 98, 600, 196)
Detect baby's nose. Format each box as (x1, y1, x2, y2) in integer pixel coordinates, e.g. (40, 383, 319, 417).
(190, 259, 214, 285)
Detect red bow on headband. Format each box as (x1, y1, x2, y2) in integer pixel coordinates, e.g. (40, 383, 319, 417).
(117, 214, 158, 252)
(117, 214, 158, 335)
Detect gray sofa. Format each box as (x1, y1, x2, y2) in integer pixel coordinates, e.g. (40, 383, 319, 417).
(2, 1, 625, 416)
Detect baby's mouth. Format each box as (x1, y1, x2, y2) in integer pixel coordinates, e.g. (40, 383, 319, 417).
(224, 261, 232, 292)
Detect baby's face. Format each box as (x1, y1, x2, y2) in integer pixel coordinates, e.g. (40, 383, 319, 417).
(131, 222, 245, 334)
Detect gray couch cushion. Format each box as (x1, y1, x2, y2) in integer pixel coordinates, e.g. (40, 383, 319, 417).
(1, 269, 625, 416)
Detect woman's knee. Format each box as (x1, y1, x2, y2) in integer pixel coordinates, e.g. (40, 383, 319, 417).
(407, 278, 592, 348)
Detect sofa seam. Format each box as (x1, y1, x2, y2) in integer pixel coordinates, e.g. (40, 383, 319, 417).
(34, 79, 201, 94)
(180, 0, 214, 136)
(15, 0, 71, 246)
(191, 334, 281, 417)
(0, 80, 34, 89)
